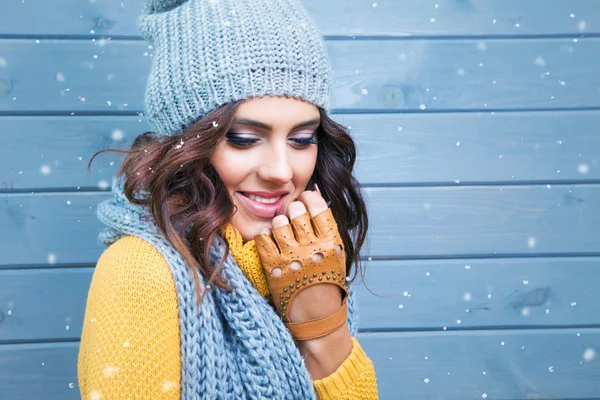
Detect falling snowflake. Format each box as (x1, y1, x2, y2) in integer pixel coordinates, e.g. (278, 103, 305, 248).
(111, 129, 124, 141)
(103, 366, 120, 378)
(163, 381, 177, 392)
(583, 348, 596, 362)
(534, 56, 546, 67)
(578, 164, 589, 174)
(528, 237, 537, 249)
(90, 391, 102, 400)
(40, 165, 52, 175)
(48, 253, 57, 264)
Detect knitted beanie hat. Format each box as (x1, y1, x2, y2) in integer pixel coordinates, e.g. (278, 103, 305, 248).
(138, 0, 333, 136)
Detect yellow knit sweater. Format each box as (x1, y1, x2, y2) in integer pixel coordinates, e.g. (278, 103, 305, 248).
(78, 228, 378, 399)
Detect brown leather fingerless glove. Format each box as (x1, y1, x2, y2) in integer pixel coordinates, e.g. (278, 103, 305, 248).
(254, 208, 348, 340)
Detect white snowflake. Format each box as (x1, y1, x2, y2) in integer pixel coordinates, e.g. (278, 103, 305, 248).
(48, 253, 57, 264)
(111, 129, 124, 141)
(583, 348, 596, 362)
(40, 165, 52, 175)
(578, 164, 589, 174)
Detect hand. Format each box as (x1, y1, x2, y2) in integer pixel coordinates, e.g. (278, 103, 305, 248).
(254, 186, 348, 327)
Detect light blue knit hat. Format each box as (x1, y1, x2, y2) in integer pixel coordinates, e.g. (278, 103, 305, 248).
(138, 0, 333, 136)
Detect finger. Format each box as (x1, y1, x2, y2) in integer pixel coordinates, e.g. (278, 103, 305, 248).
(271, 222, 298, 251)
(254, 230, 281, 271)
(297, 190, 328, 218)
(290, 212, 319, 246)
(311, 207, 341, 242)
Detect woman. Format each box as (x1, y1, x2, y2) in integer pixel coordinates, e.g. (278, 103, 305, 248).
(78, 0, 378, 398)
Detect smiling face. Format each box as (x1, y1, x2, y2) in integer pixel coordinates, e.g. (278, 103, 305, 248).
(210, 96, 321, 242)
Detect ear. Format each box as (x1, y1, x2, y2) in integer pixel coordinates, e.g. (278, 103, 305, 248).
(142, 0, 189, 14)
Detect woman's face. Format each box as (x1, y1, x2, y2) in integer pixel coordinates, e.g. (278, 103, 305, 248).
(210, 96, 320, 241)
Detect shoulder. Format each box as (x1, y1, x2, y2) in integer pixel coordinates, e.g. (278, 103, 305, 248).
(86, 235, 179, 325)
(94, 235, 175, 291)
(79, 236, 181, 398)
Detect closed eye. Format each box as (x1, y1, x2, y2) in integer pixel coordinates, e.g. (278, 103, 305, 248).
(225, 133, 318, 148)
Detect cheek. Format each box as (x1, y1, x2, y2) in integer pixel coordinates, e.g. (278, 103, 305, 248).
(211, 146, 247, 190)
(291, 148, 318, 186)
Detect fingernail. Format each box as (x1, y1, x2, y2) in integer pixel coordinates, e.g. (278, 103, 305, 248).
(314, 183, 322, 195)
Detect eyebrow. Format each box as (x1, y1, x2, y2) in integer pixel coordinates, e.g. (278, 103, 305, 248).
(232, 117, 321, 131)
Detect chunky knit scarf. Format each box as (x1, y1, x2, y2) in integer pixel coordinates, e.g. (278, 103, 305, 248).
(97, 176, 358, 400)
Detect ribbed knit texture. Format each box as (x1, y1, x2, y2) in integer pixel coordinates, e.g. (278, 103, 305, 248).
(138, 0, 333, 135)
(78, 235, 379, 399)
(223, 223, 271, 298)
(313, 338, 378, 399)
(87, 175, 364, 399)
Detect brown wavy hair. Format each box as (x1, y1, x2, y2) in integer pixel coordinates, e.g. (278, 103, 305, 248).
(89, 100, 369, 304)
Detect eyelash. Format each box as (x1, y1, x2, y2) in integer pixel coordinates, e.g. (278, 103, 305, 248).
(225, 133, 318, 148)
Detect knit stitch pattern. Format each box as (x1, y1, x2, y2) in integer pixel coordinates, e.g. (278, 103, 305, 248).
(95, 175, 359, 399)
(223, 223, 271, 298)
(138, 0, 333, 135)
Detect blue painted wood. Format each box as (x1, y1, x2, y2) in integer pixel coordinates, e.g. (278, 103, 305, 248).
(2, 258, 600, 342)
(1, 185, 599, 266)
(2, 38, 600, 113)
(2, 0, 600, 398)
(2, 330, 599, 399)
(1, 111, 599, 191)
(1, 0, 599, 37)
(363, 330, 600, 399)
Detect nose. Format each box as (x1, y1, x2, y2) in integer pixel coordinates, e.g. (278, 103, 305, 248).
(257, 144, 293, 185)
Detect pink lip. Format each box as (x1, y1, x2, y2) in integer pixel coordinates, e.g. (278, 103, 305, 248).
(236, 192, 286, 218)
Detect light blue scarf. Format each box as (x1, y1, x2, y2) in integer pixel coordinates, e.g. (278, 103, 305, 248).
(97, 176, 358, 399)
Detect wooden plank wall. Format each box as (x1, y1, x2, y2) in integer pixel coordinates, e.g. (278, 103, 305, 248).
(1, 1, 600, 399)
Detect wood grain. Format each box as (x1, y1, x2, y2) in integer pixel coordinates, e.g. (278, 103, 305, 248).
(1, 38, 599, 112)
(2, 257, 600, 341)
(2, 330, 599, 399)
(1, 0, 599, 37)
(1, 111, 599, 191)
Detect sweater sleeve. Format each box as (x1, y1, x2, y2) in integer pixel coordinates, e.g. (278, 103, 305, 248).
(77, 236, 182, 399)
(312, 337, 379, 399)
